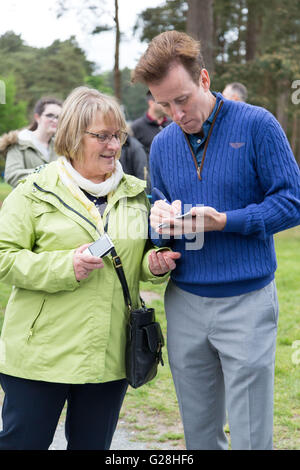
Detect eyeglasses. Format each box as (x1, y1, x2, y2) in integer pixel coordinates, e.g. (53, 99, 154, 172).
(44, 113, 60, 121)
(85, 130, 128, 145)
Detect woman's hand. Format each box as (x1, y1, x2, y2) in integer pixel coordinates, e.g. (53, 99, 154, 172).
(73, 243, 105, 281)
(148, 249, 181, 276)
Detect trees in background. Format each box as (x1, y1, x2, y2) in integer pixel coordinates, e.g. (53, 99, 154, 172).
(105, 68, 148, 122)
(0, 31, 147, 131)
(187, 0, 214, 74)
(0, 31, 93, 115)
(0, 75, 27, 135)
(133, 0, 187, 41)
(136, 0, 300, 163)
(0, 74, 28, 175)
(0, 1, 299, 162)
(56, 0, 122, 101)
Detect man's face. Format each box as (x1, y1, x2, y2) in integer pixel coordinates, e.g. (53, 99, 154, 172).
(148, 99, 167, 120)
(222, 85, 240, 101)
(148, 63, 212, 134)
(153, 102, 168, 119)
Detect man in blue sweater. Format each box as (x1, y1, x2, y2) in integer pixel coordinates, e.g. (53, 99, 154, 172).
(132, 31, 300, 450)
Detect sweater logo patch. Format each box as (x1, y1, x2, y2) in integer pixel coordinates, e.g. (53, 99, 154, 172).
(230, 142, 245, 149)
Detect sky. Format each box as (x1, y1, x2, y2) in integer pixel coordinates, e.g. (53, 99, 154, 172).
(0, 0, 164, 72)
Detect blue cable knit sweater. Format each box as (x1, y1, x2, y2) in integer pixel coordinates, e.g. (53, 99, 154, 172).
(150, 93, 300, 297)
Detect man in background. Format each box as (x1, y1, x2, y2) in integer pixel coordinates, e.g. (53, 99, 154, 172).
(119, 132, 150, 192)
(222, 82, 248, 102)
(131, 91, 171, 191)
(131, 91, 172, 156)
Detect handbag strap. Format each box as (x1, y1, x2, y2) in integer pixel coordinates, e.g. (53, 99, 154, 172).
(111, 246, 133, 311)
(104, 213, 134, 310)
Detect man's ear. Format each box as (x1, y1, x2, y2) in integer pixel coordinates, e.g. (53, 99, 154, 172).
(200, 69, 210, 91)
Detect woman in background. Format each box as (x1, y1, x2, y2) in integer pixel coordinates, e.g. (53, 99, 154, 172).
(0, 97, 62, 187)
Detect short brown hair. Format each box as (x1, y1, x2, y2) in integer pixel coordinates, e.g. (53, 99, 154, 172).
(132, 30, 205, 85)
(55, 86, 126, 162)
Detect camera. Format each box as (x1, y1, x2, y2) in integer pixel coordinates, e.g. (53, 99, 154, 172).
(83, 233, 114, 258)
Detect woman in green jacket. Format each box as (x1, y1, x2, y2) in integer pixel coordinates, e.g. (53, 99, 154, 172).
(0, 86, 180, 450)
(1, 97, 62, 188)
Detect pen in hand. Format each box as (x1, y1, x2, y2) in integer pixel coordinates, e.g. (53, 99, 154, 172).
(151, 187, 171, 204)
(152, 187, 184, 229)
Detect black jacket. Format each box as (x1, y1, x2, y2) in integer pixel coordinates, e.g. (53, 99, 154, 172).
(120, 135, 150, 193)
(131, 114, 171, 156)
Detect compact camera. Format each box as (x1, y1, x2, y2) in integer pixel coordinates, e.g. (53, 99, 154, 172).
(83, 233, 114, 258)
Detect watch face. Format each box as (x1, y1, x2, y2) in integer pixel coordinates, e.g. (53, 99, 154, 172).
(88, 234, 114, 257)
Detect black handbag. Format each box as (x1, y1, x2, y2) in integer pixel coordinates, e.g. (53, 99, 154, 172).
(111, 247, 165, 388)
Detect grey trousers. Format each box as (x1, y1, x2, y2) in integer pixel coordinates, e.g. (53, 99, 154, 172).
(164, 280, 279, 450)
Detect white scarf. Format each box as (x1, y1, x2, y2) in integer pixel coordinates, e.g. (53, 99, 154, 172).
(57, 156, 124, 233)
(58, 156, 124, 197)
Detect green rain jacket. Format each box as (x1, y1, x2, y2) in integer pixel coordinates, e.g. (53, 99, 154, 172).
(1, 129, 58, 188)
(0, 161, 168, 384)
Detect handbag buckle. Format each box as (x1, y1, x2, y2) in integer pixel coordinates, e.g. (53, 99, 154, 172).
(112, 255, 122, 269)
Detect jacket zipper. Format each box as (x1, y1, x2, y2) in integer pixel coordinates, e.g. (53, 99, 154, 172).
(27, 299, 46, 341)
(33, 183, 100, 234)
(184, 100, 224, 180)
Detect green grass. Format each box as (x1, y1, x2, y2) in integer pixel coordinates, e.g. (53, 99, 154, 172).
(272, 227, 300, 449)
(0, 181, 299, 449)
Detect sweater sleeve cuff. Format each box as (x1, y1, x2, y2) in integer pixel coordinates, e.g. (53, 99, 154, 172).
(223, 209, 247, 234)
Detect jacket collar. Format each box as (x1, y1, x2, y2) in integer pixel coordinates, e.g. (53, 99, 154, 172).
(25, 162, 147, 239)
(26, 161, 146, 196)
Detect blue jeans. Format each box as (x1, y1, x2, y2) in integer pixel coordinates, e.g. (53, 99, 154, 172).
(0, 373, 128, 450)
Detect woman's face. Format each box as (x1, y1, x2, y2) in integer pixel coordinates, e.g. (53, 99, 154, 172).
(72, 112, 121, 183)
(36, 103, 62, 136)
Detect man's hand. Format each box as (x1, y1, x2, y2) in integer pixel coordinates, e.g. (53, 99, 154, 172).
(150, 200, 227, 235)
(148, 250, 181, 276)
(189, 206, 227, 232)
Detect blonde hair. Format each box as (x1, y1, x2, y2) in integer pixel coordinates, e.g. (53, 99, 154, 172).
(132, 30, 205, 85)
(55, 86, 126, 161)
